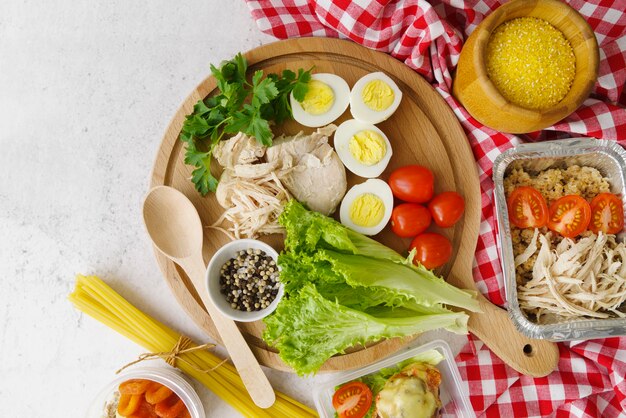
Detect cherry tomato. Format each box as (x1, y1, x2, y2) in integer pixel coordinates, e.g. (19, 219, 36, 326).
(390, 203, 432, 237)
(428, 191, 465, 228)
(409, 232, 452, 269)
(507, 186, 548, 228)
(119, 379, 152, 395)
(388, 165, 434, 203)
(589, 193, 624, 234)
(332, 381, 372, 418)
(547, 195, 591, 238)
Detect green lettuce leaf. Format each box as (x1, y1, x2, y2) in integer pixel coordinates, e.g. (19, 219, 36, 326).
(314, 249, 480, 313)
(279, 199, 405, 262)
(263, 284, 469, 375)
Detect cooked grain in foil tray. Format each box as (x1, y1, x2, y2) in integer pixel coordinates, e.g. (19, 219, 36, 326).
(493, 138, 626, 341)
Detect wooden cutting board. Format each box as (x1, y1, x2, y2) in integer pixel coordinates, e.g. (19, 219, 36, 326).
(150, 38, 552, 373)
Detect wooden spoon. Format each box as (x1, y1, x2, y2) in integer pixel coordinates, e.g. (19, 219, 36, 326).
(143, 185, 276, 408)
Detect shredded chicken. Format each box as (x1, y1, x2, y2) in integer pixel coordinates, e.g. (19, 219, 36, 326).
(212, 133, 289, 239)
(212, 168, 291, 239)
(211, 126, 345, 238)
(517, 229, 626, 322)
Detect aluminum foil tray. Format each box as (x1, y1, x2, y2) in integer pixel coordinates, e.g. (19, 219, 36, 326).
(493, 138, 626, 341)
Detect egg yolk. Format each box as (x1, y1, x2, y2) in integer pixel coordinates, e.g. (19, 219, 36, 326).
(361, 79, 395, 111)
(349, 130, 386, 166)
(300, 80, 335, 115)
(349, 194, 385, 227)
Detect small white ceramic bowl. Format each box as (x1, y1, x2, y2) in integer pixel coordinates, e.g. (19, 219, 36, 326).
(206, 239, 283, 322)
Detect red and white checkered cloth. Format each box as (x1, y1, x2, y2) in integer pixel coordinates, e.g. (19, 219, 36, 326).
(245, 0, 626, 416)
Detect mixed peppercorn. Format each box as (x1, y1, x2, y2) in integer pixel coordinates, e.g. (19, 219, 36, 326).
(219, 248, 280, 312)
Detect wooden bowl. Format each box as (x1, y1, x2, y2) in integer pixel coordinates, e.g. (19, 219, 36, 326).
(452, 0, 599, 134)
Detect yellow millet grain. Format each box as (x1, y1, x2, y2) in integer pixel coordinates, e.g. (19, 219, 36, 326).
(486, 17, 576, 110)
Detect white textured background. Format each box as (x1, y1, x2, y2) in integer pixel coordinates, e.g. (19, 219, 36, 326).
(0, 1, 465, 416)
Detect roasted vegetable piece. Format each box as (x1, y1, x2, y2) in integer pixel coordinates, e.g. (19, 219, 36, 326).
(145, 382, 174, 404)
(127, 398, 159, 418)
(117, 394, 143, 416)
(155, 394, 187, 418)
(119, 379, 152, 395)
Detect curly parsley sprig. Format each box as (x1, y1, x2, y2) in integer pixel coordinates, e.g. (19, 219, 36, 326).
(180, 53, 311, 195)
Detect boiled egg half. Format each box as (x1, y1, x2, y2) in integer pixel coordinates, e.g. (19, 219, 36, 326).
(290, 73, 350, 127)
(334, 119, 392, 178)
(340, 179, 393, 236)
(350, 72, 402, 124)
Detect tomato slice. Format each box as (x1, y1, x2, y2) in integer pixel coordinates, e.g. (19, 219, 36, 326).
(507, 186, 548, 228)
(332, 381, 372, 418)
(589, 193, 624, 234)
(547, 195, 591, 238)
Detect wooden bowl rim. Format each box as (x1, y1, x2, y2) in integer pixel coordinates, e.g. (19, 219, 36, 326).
(470, 0, 599, 117)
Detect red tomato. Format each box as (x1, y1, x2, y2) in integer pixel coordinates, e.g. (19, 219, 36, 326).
(547, 195, 591, 238)
(428, 192, 465, 228)
(507, 186, 548, 228)
(388, 165, 434, 203)
(409, 233, 452, 269)
(589, 193, 624, 234)
(332, 381, 372, 418)
(391, 203, 432, 237)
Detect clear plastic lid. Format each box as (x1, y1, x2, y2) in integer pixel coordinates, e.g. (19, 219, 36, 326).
(86, 366, 206, 418)
(313, 339, 474, 418)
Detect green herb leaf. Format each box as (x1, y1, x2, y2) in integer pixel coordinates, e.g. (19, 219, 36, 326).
(179, 53, 311, 194)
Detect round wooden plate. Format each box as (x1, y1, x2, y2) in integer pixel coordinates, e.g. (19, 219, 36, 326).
(150, 38, 481, 372)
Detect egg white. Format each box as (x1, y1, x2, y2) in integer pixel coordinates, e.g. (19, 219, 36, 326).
(350, 72, 402, 124)
(339, 179, 394, 236)
(290, 73, 350, 127)
(334, 119, 392, 178)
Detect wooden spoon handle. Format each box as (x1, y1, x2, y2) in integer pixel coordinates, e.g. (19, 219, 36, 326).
(468, 293, 560, 377)
(180, 254, 276, 408)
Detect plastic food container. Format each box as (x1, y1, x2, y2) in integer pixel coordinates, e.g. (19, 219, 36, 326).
(493, 138, 626, 341)
(313, 339, 474, 418)
(86, 366, 206, 418)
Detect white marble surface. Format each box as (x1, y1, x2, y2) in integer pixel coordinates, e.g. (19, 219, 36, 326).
(0, 1, 466, 416)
